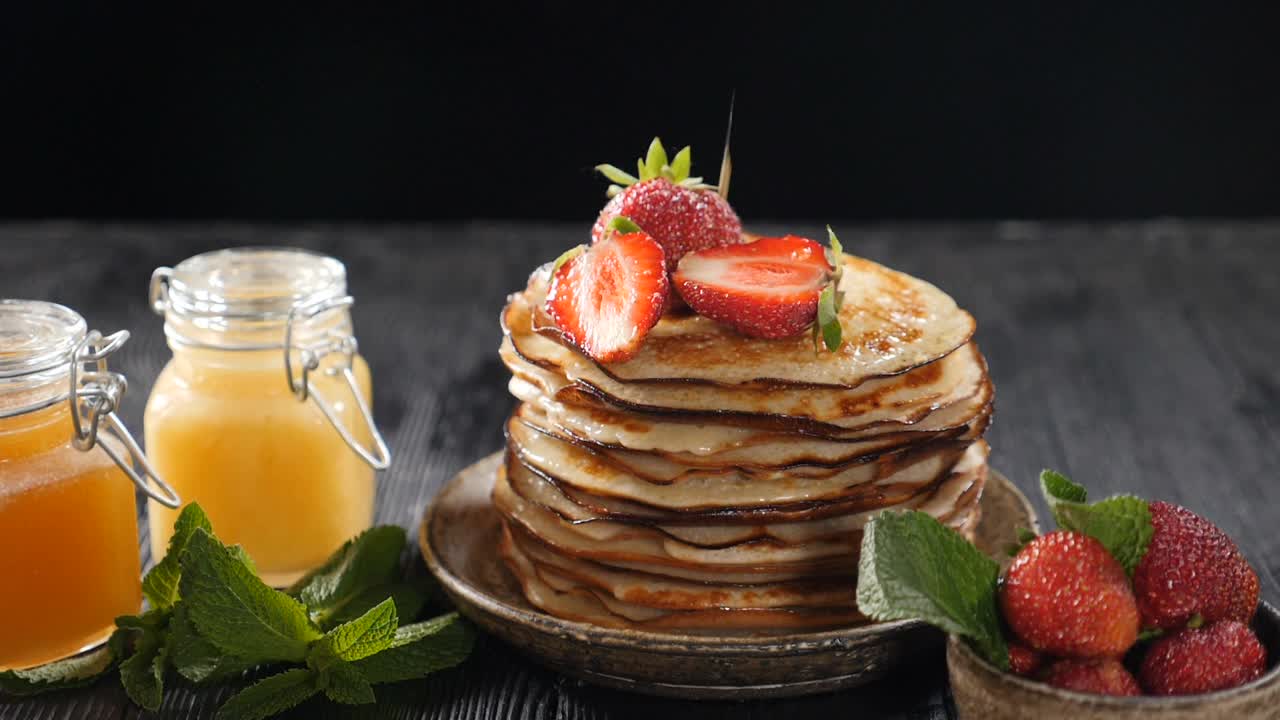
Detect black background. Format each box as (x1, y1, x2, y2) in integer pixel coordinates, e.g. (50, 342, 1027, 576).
(3, 3, 1280, 222)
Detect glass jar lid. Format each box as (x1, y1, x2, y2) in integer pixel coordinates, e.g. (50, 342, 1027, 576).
(0, 298, 181, 508)
(163, 247, 347, 322)
(0, 300, 86, 383)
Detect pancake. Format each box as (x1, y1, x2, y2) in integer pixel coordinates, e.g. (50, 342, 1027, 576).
(493, 247, 994, 633)
(513, 254, 976, 388)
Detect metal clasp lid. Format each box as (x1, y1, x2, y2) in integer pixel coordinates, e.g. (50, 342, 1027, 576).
(284, 296, 391, 471)
(70, 330, 182, 508)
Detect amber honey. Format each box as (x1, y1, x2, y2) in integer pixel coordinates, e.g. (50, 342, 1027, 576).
(0, 403, 141, 670)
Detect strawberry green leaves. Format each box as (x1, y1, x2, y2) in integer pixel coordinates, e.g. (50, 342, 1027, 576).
(596, 137, 712, 197)
(814, 226, 847, 353)
(857, 510, 1010, 670)
(1040, 470, 1154, 575)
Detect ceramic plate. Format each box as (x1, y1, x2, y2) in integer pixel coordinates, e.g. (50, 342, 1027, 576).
(419, 452, 1039, 700)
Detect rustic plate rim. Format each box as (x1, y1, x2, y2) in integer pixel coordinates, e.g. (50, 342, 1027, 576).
(420, 450, 1038, 656)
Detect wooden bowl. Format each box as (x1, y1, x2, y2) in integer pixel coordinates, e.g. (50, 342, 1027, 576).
(948, 601, 1280, 719)
(420, 451, 1039, 700)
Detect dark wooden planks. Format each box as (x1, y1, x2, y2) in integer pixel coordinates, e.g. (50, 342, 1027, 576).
(1, 221, 1278, 720)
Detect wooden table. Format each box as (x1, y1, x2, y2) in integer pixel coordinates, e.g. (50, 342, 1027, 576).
(3, 222, 1278, 719)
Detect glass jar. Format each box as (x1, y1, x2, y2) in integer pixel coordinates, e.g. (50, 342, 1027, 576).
(146, 247, 389, 587)
(0, 300, 179, 670)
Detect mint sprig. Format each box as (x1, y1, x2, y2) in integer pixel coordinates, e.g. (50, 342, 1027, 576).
(1039, 469, 1154, 574)
(0, 503, 472, 720)
(0, 640, 119, 696)
(857, 510, 1009, 670)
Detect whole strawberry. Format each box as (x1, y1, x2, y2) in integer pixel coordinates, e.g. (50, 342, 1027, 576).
(1132, 501, 1260, 630)
(1042, 658, 1142, 697)
(1139, 620, 1267, 695)
(593, 138, 742, 271)
(1000, 531, 1139, 658)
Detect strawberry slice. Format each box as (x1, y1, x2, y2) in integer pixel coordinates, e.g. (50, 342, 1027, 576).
(545, 228, 668, 364)
(672, 235, 834, 340)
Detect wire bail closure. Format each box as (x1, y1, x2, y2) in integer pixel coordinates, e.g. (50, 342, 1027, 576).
(70, 330, 182, 508)
(284, 296, 392, 471)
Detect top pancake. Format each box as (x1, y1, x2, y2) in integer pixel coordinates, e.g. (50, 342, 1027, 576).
(511, 252, 976, 388)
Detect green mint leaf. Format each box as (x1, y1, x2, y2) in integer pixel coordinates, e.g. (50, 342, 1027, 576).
(312, 598, 398, 664)
(669, 146, 692, 182)
(168, 603, 258, 684)
(319, 660, 375, 705)
(119, 625, 167, 711)
(143, 503, 213, 610)
(0, 642, 117, 696)
(228, 545, 257, 575)
(857, 511, 1009, 670)
(817, 285, 842, 352)
(551, 245, 586, 274)
(351, 611, 475, 685)
(594, 163, 638, 187)
(1039, 470, 1153, 574)
(644, 137, 667, 181)
(180, 529, 322, 664)
(323, 579, 430, 629)
(215, 668, 320, 720)
(288, 525, 405, 627)
(1041, 469, 1088, 505)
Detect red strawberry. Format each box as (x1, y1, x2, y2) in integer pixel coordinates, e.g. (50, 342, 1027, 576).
(544, 228, 668, 364)
(999, 531, 1140, 658)
(1139, 620, 1267, 695)
(1042, 658, 1142, 697)
(593, 138, 742, 271)
(1132, 501, 1260, 630)
(1008, 642, 1044, 677)
(672, 235, 833, 339)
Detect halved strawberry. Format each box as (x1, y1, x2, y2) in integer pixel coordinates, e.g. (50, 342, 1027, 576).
(545, 225, 668, 364)
(672, 235, 834, 340)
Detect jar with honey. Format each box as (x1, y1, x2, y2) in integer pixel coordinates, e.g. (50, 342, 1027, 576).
(0, 300, 179, 670)
(145, 248, 389, 587)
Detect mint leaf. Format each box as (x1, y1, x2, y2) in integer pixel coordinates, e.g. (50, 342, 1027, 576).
(119, 625, 167, 711)
(215, 668, 320, 720)
(0, 641, 117, 696)
(168, 603, 258, 683)
(323, 579, 430, 629)
(857, 510, 1009, 670)
(312, 598, 398, 664)
(180, 529, 322, 664)
(143, 503, 213, 610)
(319, 660, 375, 705)
(1041, 469, 1088, 507)
(351, 611, 475, 685)
(1039, 470, 1154, 574)
(288, 526, 405, 628)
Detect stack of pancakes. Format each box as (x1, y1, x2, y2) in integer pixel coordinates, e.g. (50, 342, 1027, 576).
(496, 252, 992, 634)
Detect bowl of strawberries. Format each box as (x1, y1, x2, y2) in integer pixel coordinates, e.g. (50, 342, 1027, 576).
(857, 469, 1279, 719)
